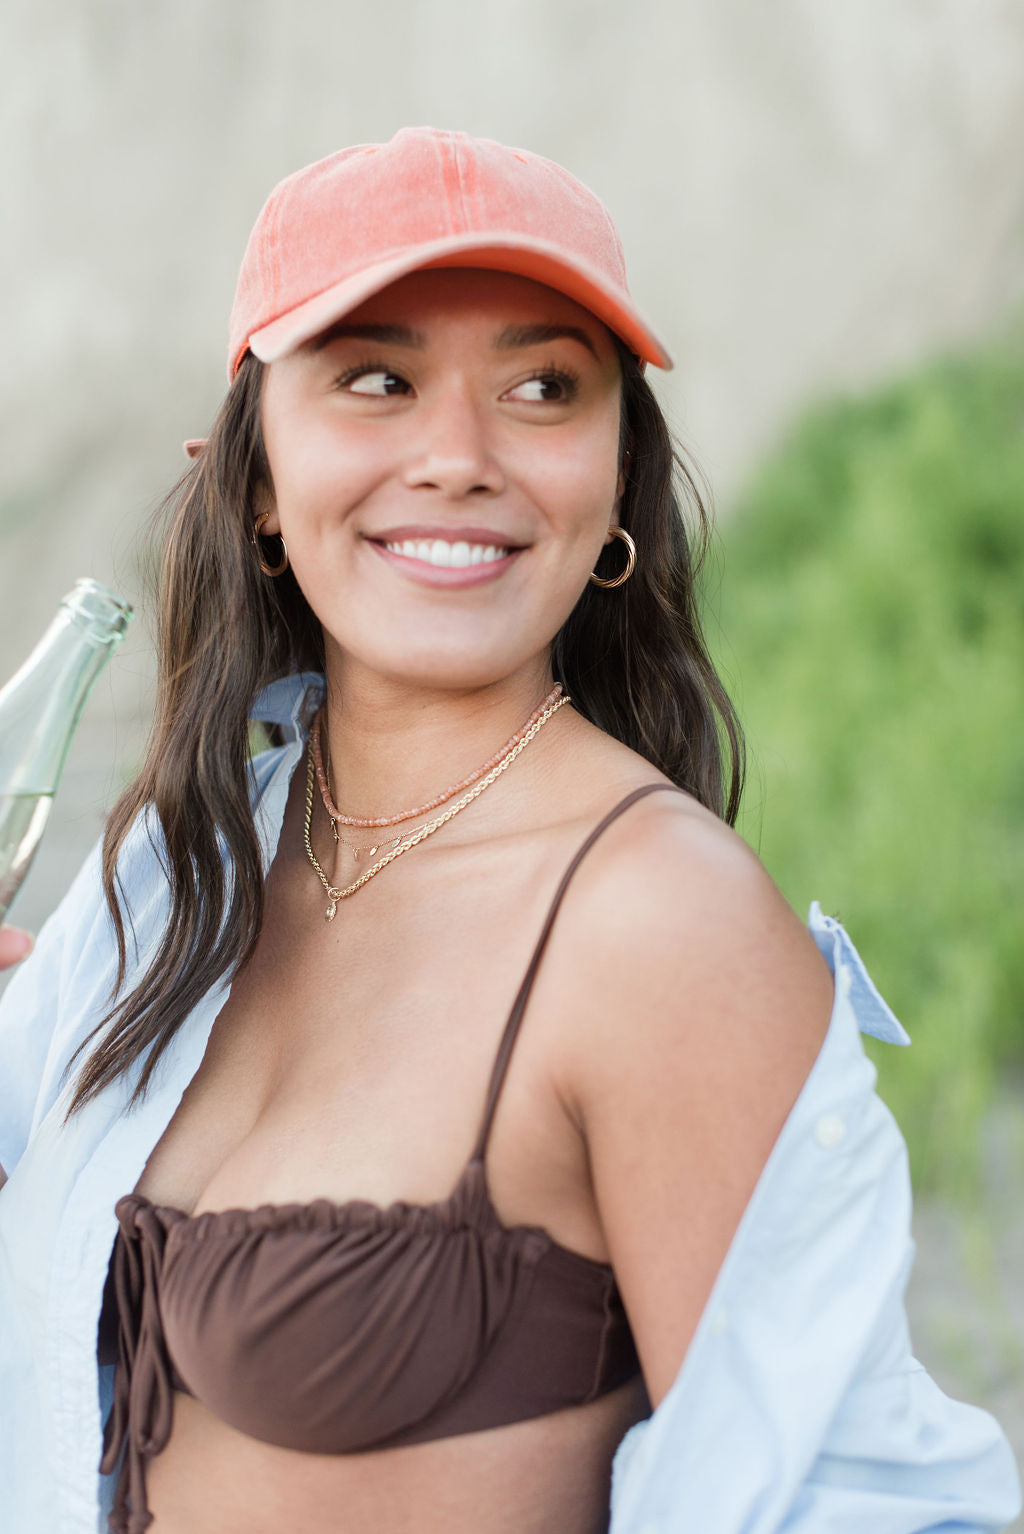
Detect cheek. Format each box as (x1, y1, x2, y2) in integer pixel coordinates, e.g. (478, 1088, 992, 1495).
(268, 429, 381, 539)
(531, 427, 621, 542)
(261, 373, 382, 529)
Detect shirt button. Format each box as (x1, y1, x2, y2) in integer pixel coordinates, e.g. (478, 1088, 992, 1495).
(836, 961, 853, 997)
(815, 1113, 847, 1148)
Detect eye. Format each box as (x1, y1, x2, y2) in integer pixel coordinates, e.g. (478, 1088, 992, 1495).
(504, 367, 580, 405)
(335, 363, 412, 397)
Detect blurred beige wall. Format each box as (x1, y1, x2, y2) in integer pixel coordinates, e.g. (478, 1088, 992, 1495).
(2, 0, 1024, 931)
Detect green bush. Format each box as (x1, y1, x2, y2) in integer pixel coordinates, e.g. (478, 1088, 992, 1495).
(709, 317, 1024, 1197)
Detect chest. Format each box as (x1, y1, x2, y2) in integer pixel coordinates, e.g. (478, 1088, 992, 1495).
(130, 828, 600, 1254)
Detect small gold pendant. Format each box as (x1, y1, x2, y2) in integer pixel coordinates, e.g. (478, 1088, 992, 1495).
(325, 899, 337, 921)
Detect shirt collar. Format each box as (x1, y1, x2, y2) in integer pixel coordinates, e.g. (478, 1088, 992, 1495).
(249, 672, 326, 743)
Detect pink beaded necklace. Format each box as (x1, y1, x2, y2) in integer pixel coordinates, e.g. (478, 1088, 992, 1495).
(309, 683, 564, 831)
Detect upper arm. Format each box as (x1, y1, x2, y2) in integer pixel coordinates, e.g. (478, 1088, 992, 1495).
(559, 799, 836, 1408)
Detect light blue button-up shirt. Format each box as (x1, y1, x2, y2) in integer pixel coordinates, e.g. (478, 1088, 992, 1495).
(0, 673, 1019, 1534)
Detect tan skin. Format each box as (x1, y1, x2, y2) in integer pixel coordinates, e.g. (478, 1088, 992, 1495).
(2, 269, 836, 1531)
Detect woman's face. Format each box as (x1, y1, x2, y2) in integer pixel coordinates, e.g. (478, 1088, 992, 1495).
(259, 267, 625, 693)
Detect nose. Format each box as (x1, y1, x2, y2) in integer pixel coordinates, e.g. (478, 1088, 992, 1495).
(401, 384, 505, 499)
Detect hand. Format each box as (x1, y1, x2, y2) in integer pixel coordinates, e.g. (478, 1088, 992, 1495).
(0, 927, 34, 969)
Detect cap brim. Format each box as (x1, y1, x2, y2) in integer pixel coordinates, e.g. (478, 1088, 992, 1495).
(242, 233, 673, 375)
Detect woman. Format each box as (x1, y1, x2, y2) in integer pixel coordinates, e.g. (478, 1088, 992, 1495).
(0, 128, 1018, 1534)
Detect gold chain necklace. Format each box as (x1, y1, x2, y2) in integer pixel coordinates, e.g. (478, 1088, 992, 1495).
(303, 691, 571, 920)
(312, 683, 564, 830)
(336, 825, 429, 859)
(318, 758, 431, 856)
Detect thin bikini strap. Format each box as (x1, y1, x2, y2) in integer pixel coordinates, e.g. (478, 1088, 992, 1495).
(470, 782, 687, 1162)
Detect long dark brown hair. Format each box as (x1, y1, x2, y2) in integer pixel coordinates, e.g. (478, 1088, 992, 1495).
(62, 340, 744, 1120)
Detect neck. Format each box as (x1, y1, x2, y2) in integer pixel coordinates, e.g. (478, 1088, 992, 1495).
(317, 656, 562, 827)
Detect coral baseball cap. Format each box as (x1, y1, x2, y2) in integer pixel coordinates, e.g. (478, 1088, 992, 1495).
(227, 126, 673, 383)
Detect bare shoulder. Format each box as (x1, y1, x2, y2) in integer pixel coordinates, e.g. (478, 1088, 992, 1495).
(571, 781, 830, 990)
(551, 782, 836, 1144)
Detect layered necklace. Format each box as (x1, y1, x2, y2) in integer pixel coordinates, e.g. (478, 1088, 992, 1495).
(303, 684, 570, 919)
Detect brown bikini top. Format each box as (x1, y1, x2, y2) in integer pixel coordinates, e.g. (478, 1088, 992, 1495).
(98, 784, 681, 1534)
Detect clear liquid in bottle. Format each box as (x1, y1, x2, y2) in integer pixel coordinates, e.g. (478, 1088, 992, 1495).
(0, 794, 55, 925)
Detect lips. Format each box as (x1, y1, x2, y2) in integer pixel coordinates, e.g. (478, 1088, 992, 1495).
(366, 530, 524, 587)
(367, 524, 524, 547)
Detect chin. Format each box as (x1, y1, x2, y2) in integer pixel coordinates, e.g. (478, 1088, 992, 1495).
(380, 658, 525, 694)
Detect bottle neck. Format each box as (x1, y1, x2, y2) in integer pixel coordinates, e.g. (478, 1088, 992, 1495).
(0, 589, 131, 797)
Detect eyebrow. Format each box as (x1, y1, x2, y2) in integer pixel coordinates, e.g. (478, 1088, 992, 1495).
(310, 322, 427, 351)
(494, 323, 599, 359)
(309, 319, 600, 359)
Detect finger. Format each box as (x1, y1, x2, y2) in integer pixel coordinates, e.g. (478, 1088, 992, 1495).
(0, 928, 35, 968)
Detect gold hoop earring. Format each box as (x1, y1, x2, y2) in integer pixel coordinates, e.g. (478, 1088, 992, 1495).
(589, 525, 636, 589)
(252, 511, 289, 577)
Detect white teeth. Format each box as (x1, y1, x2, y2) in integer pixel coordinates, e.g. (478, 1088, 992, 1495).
(382, 539, 511, 567)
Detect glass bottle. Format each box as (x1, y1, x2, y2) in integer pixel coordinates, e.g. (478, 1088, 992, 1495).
(0, 579, 133, 923)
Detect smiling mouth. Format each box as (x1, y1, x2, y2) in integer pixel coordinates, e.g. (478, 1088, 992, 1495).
(378, 537, 512, 569)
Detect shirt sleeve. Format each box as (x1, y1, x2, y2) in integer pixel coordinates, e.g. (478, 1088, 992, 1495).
(0, 835, 106, 1175)
(608, 907, 1022, 1534)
